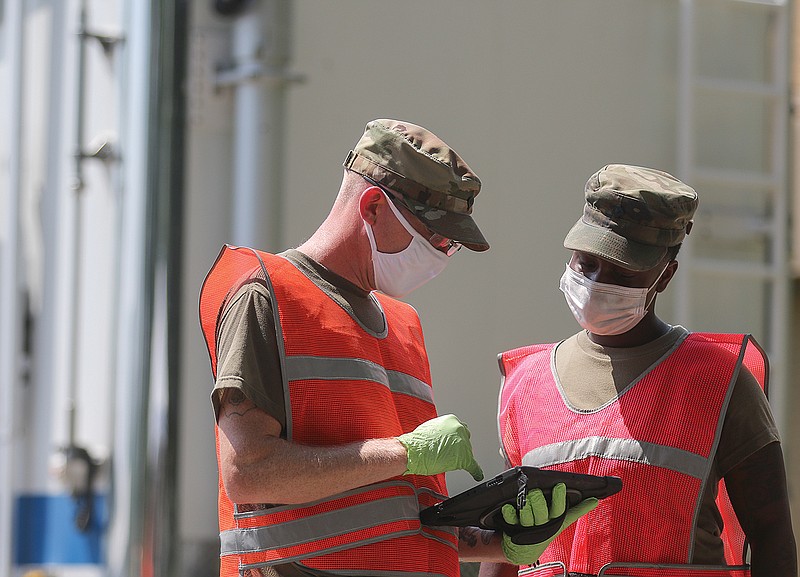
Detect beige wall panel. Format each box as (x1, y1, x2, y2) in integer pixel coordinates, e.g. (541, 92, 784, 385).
(283, 0, 680, 489)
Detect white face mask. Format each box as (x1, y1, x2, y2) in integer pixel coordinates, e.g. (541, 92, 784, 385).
(364, 191, 450, 298)
(558, 263, 667, 336)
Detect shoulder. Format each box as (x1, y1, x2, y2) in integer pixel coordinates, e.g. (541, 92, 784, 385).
(218, 280, 275, 346)
(716, 363, 779, 474)
(684, 332, 747, 353)
(374, 291, 418, 317)
(221, 279, 272, 318)
(500, 337, 563, 361)
(498, 340, 560, 376)
(729, 363, 773, 418)
(677, 332, 758, 371)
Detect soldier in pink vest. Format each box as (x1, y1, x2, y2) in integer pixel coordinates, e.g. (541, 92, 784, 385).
(484, 165, 797, 577)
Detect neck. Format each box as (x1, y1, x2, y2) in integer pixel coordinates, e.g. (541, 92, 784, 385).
(296, 216, 373, 293)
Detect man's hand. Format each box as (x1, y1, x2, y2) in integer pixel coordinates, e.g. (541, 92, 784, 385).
(500, 483, 597, 565)
(397, 414, 484, 481)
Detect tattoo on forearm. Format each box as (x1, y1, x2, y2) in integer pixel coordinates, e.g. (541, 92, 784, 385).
(223, 389, 257, 418)
(459, 527, 493, 548)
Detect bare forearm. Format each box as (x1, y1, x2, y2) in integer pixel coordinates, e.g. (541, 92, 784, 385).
(458, 527, 507, 562)
(226, 435, 408, 504)
(217, 388, 408, 504)
(478, 561, 519, 577)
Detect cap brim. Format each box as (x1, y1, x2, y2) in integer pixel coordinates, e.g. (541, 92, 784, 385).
(563, 219, 666, 271)
(400, 196, 489, 252)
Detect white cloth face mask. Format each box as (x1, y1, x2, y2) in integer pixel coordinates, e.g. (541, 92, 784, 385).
(364, 191, 450, 298)
(559, 263, 667, 336)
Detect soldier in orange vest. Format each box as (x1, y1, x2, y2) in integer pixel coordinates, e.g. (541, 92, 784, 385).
(483, 165, 797, 577)
(199, 120, 597, 577)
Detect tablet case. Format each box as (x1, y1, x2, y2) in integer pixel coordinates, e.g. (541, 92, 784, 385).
(419, 466, 622, 544)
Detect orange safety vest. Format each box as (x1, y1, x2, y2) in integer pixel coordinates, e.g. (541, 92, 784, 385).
(498, 332, 768, 577)
(199, 245, 458, 577)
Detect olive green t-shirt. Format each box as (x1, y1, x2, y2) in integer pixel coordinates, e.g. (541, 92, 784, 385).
(553, 325, 780, 564)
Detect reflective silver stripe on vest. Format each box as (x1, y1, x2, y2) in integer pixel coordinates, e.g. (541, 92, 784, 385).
(318, 569, 454, 577)
(420, 526, 460, 549)
(521, 436, 708, 479)
(241, 528, 460, 573)
(240, 529, 421, 570)
(598, 561, 750, 575)
(221, 492, 420, 555)
(285, 355, 434, 404)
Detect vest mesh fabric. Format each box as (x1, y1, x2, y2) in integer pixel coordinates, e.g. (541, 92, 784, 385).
(499, 333, 765, 577)
(690, 335, 766, 568)
(200, 246, 458, 577)
(598, 564, 751, 576)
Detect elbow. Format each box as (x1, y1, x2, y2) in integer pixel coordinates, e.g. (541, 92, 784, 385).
(219, 433, 285, 504)
(220, 451, 276, 504)
(221, 463, 255, 504)
(220, 458, 293, 505)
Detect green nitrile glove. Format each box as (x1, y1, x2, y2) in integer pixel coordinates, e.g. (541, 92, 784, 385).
(397, 414, 484, 481)
(500, 483, 598, 565)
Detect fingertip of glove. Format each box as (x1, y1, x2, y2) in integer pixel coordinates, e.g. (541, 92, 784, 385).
(526, 488, 547, 506)
(576, 497, 599, 514)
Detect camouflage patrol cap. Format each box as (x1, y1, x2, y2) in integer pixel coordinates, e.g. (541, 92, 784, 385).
(343, 119, 488, 251)
(564, 164, 698, 271)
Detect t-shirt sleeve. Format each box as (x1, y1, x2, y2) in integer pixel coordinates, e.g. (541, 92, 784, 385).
(212, 281, 286, 430)
(716, 364, 780, 476)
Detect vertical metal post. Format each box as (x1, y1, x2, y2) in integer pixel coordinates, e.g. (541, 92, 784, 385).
(674, 0, 695, 326)
(66, 1, 90, 452)
(229, 0, 294, 251)
(107, 0, 187, 574)
(143, 1, 188, 575)
(107, 0, 151, 574)
(0, 0, 25, 574)
(765, 3, 790, 437)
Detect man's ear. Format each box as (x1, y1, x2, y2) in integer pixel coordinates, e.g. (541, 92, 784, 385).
(656, 260, 679, 292)
(358, 186, 384, 226)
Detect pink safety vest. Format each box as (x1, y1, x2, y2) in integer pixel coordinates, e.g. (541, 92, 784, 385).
(498, 332, 768, 577)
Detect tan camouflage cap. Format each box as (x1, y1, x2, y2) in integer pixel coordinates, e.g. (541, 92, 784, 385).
(343, 119, 488, 251)
(563, 164, 698, 271)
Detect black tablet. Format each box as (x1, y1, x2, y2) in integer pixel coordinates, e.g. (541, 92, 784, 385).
(419, 466, 622, 544)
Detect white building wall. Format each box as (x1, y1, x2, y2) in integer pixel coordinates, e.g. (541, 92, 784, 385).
(1, 0, 123, 575)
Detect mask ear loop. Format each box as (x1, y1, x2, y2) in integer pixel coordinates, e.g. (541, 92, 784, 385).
(379, 189, 424, 238)
(361, 188, 420, 255)
(643, 262, 671, 310)
(375, 189, 448, 261)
